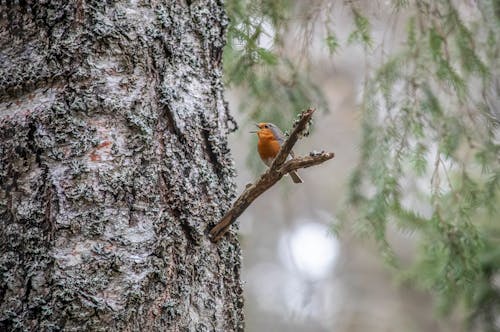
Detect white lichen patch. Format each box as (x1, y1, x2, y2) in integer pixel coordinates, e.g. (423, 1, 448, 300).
(0, 88, 57, 120)
(52, 240, 95, 268)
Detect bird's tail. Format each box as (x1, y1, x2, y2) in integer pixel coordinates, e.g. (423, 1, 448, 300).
(289, 170, 303, 184)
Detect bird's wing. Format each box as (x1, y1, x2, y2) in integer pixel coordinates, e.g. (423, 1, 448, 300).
(269, 125, 286, 145)
(269, 124, 296, 158)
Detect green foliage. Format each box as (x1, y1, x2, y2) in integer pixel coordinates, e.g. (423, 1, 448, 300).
(348, 8, 373, 48)
(224, 0, 327, 130)
(346, 0, 500, 329)
(325, 33, 339, 55)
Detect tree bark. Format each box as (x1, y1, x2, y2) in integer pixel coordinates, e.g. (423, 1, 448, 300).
(0, 1, 243, 331)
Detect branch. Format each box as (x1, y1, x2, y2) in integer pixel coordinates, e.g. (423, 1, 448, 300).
(209, 108, 334, 242)
(270, 108, 316, 168)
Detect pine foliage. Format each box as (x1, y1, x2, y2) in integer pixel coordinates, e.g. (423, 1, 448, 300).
(224, 0, 327, 129)
(346, 1, 500, 329)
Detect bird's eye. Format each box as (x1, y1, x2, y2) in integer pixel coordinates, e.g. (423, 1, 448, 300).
(264, 125, 268, 128)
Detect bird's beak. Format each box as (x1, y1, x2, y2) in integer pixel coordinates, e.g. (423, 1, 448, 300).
(249, 123, 260, 133)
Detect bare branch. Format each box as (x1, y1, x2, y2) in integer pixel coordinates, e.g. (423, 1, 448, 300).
(209, 108, 334, 242)
(279, 152, 334, 173)
(270, 107, 316, 168)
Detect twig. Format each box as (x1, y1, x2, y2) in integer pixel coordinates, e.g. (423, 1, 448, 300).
(209, 108, 335, 242)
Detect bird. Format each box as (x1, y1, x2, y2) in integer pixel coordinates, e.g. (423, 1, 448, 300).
(252, 122, 303, 184)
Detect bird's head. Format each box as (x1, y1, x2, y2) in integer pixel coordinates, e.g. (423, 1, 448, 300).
(251, 123, 278, 139)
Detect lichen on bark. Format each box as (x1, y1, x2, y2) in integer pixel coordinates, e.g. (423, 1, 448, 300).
(0, 1, 243, 331)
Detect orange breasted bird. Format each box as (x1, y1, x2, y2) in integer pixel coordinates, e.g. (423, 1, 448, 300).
(252, 123, 303, 184)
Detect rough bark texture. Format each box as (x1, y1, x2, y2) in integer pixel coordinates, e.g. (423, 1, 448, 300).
(0, 1, 243, 331)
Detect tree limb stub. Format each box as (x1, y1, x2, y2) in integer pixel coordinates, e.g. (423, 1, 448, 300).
(209, 108, 334, 242)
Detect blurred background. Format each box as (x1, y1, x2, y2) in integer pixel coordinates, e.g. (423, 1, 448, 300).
(227, 60, 461, 332)
(223, 0, 500, 331)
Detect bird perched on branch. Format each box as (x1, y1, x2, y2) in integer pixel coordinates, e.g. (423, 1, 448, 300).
(252, 122, 303, 184)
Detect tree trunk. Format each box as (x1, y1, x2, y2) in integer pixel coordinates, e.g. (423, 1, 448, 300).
(0, 1, 243, 331)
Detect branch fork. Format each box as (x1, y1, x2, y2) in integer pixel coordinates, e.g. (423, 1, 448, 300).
(209, 108, 334, 242)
